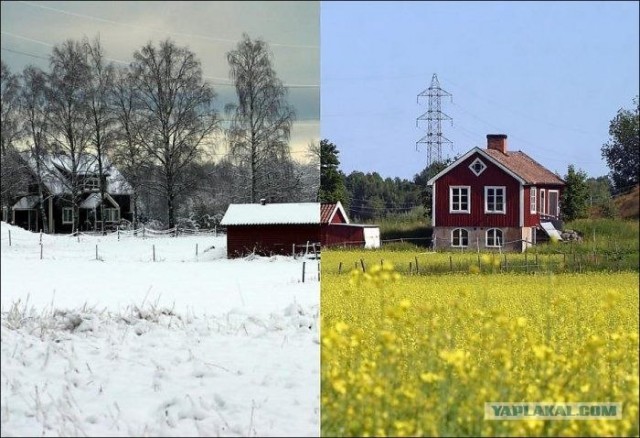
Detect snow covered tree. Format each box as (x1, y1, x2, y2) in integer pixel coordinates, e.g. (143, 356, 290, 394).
(226, 34, 296, 203)
(130, 39, 218, 228)
(1, 61, 24, 215)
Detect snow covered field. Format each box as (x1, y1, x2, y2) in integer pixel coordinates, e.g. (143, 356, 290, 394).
(0, 222, 320, 436)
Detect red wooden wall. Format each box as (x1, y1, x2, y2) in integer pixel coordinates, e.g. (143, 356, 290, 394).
(226, 224, 320, 258)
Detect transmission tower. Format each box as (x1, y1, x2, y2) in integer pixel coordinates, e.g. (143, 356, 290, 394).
(416, 73, 453, 167)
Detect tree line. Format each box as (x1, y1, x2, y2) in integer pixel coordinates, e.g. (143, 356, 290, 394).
(0, 34, 318, 232)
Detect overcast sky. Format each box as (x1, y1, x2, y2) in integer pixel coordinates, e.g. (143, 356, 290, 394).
(1, 1, 319, 161)
(322, 1, 639, 181)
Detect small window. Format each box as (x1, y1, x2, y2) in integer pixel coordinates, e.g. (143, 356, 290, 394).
(485, 186, 506, 214)
(539, 189, 546, 215)
(469, 158, 487, 176)
(450, 186, 471, 213)
(62, 208, 73, 224)
(84, 177, 99, 190)
(530, 187, 537, 214)
(486, 228, 503, 247)
(104, 208, 120, 222)
(451, 228, 468, 247)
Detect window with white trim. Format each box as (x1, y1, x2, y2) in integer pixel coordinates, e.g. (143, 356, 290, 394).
(62, 208, 73, 224)
(450, 186, 470, 213)
(530, 187, 537, 214)
(84, 177, 99, 190)
(104, 208, 120, 222)
(451, 228, 468, 247)
(486, 228, 503, 247)
(539, 189, 546, 215)
(469, 158, 487, 176)
(485, 186, 506, 213)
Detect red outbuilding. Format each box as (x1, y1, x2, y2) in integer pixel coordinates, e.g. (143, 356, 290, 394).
(220, 201, 320, 258)
(320, 201, 380, 249)
(427, 134, 565, 252)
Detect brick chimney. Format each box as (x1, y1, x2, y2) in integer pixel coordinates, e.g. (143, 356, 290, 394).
(487, 134, 508, 154)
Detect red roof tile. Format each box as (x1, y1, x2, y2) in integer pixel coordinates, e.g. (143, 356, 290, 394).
(484, 149, 565, 185)
(321, 203, 336, 224)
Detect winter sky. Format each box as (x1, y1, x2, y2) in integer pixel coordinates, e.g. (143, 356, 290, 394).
(322, 1, 639, 181)
(0, 1, 319, 161)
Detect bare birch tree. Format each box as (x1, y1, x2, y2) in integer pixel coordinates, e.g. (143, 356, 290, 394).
(20, 66, 50, 233)
(45, 39, 92, 233)
(1, 61, 24, 213)
(84, 37, 116, 234)
(130, 39, 218, 228)
(226, 34, 295, 203)
(111, 66, 148, 231)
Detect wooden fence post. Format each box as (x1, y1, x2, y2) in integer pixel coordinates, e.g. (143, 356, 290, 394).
(360, 258, 366, 273)
(117, 226, 120, 241)
(338, 262, 342, 274)
(153, 244, 156, 262)
(414, 256, 419, 274)
(40, 242, 43, 260)
(409, 261, 412, 274)
(302, 261, 306, 283)
(196, 243, 198, 257)
(449, 255, 453, 272)
(8, 229, 11, 246)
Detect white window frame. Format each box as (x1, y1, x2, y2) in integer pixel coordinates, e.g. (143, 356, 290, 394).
(539, 189, 546, 215)
(468, 158, 487, 176)
(484, 186, 506, 214)
(451, 228, 469, 248)
(62, 207, 74, 224)
(449, 186, 471, 214)
(486, 228, 503, 248)
(530, 187, 537, 214)
(104, 208, 120, 222)
(84, 177, 100, 190)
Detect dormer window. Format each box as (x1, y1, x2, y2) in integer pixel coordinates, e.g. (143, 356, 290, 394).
(84, 177, 99, 190)
(469, 158, 487, 176)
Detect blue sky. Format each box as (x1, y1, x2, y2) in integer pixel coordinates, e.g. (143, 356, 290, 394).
(321, 1, 639, 180)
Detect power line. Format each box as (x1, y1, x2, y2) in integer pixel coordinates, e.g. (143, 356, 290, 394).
(15, 0, 319, 49)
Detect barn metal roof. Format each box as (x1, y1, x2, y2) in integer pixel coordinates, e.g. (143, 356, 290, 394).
(220, 202, 320, 226)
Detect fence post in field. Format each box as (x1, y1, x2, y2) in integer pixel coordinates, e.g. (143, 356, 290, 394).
(196, 243, 198, 257)
(414, 256, 419, 274)
(504, 254, 508, 272)
(214, 225, 217, 237)
(477, 253, 481, 270)
(313, 243, 318, 259)
(153, 244, 156, 262)
(8, 230, 11, 246)
(449, 255, 453, 272)
(302, 261, 306, 283)
(117, 226, 120, 241)
(535, 246, 538, 269)
(338, 261, 342, 274)
(40, 242, 43, 260)
(409, 261, 412, 274)
(40, 230, 42, 244)
(360, 258, 366, 273)
(292, 243, 295, 257)
(525, 252, 528, 273)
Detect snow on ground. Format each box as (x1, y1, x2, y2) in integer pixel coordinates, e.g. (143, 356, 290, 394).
(0, 222, 320, 436)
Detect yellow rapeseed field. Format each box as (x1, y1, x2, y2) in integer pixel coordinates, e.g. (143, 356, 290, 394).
(321, 251, 639, 437)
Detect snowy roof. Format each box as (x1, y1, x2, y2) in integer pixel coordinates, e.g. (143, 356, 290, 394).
(220, 203, 320, 226)
(12, 196, 40, 210)
(21, 152, 133, 196)
(79, 193, 120, 209)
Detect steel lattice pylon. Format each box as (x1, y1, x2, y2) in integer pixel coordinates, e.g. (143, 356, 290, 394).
(416, 73, 453, 166)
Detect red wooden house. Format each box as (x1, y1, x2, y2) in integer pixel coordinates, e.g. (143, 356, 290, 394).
(427, 134, 565, 252)
(321, 201, 380, 249)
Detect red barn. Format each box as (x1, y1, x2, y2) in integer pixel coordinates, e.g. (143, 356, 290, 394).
(427, 134, 565, 252)
(321, 201, 381, 248)
(220, 201, 320, 258)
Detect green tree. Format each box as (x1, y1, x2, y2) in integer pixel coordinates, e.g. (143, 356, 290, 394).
(601, 96, 639, 191)
(561, 165, 589, 221)
(319, 139, 347, 206)
(414, 158, 453, 219)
